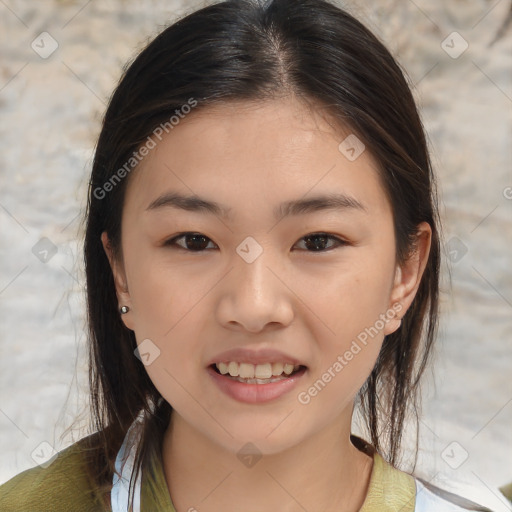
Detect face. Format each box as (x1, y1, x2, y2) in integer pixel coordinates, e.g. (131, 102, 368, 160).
(102, 97, 430, 456)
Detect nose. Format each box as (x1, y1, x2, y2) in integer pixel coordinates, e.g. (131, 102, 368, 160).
(215, 247, 294, 333)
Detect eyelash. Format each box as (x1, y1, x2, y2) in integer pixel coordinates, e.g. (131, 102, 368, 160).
(163, 232, 349, 253)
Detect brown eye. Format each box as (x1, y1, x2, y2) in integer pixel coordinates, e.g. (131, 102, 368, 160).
(295, 233, 347, 252)
(164, 232, 348, 253)
(165, 233, 216, 251)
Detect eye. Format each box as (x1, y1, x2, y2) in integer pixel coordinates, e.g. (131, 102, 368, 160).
(164, 232, 348, 253)
(164, 232, 217, 252)
(294, 233, 348, 252)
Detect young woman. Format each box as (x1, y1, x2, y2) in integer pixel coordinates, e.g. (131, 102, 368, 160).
(0, 0, 498, 510)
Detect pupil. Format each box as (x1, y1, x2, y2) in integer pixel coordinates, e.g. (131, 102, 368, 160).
(305, 234, 327, 251)
(187, 234, 208, 251)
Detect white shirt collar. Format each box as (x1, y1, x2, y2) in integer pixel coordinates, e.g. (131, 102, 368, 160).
(111, 410, 145, 512)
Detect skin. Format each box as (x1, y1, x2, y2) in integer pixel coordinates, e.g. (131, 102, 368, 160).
(102, 95, 431, 512)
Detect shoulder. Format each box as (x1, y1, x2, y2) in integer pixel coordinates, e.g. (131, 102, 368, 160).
(353, 435, 495, 512)
(0, 432, 110, 512)
(414, 478, 495, 511)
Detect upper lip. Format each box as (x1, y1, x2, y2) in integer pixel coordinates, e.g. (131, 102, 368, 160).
(207, 348, 306, 367)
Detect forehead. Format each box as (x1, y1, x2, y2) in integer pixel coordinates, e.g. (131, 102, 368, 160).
(123, 97, 391, 221)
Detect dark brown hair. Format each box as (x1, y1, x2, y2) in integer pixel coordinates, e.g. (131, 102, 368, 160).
(82, 0, 441, 507)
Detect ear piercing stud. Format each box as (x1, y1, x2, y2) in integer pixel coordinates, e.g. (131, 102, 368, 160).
(120, 306, 130, 314)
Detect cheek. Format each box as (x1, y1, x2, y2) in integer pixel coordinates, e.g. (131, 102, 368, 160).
(302, 250, 395, 391)
(121, 243, 209, 390)
(124, 258, 205, 407)
(125, 246, 203, 334)
(312, 258, 395, 343)
(296, 275, 390, 417)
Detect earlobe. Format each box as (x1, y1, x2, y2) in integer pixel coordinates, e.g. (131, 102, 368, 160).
(384, 222, 432, 336)
(101, 232, 133, 329)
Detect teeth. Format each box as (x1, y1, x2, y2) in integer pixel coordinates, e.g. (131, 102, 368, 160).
(217, 362, 229, 375)
(255, 363, 272, 379)
(283, 363, 294, 375)
(271, 362, 284, 375)
(227, 361, 239, 377)
(215, 361, 301, 379)
(239, 363, 255, 379)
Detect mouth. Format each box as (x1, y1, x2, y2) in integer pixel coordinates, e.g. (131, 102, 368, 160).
(210, 361, 307, 384)
(206, 349, 309, 403)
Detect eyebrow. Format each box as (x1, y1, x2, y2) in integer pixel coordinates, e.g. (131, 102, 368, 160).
(145, 191, 367, 220)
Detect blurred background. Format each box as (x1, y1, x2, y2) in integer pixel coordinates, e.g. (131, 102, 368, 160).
(0, 0, 511, 509)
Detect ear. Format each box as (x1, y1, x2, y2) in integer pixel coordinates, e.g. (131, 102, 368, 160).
(101, 231, 134, 331)
(383, 222, 432, 335)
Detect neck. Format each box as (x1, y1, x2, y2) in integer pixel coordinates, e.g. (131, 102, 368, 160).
(161, 409, 373, 512)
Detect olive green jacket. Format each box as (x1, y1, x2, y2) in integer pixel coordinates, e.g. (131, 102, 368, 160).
(1, 431, 503, 511)
(0, 432, 416, 512)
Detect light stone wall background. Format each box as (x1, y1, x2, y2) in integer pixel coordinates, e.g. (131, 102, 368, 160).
(0, 0, 511, 509)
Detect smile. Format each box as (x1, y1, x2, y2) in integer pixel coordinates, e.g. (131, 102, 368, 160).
(208, 362, 308, 403)
(215, 361, 301, 381)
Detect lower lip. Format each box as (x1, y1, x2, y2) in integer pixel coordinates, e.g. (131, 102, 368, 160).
(207, 365, 307, 404)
